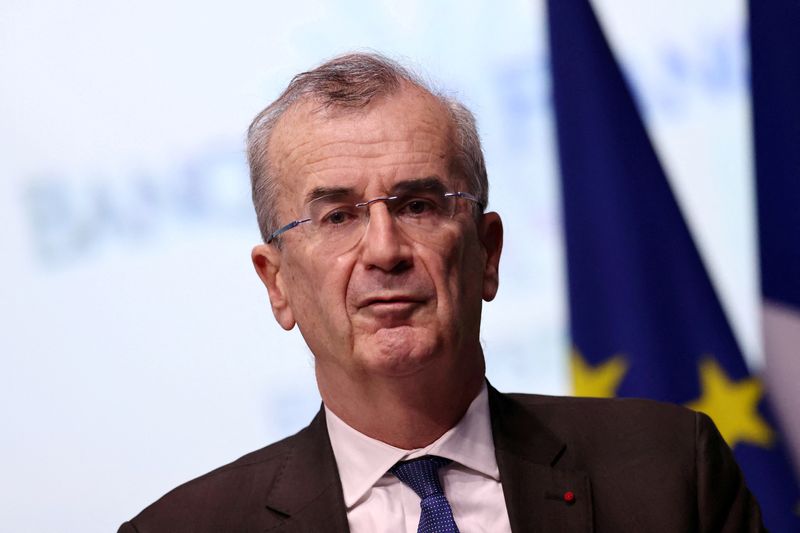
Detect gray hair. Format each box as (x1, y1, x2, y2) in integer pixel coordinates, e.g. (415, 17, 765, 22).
(246, 52, 488, 243)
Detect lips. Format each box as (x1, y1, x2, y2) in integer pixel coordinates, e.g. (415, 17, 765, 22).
(354, 296, 427, 324)
(357, 294, 426, 309)
(347, 274, 434, 315)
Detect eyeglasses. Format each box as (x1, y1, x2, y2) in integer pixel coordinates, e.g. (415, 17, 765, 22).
(266, 190, 483, 251)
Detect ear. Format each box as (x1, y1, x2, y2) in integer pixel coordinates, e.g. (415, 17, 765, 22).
(251, 243, 296, 330)
(478, 212, 503, 301)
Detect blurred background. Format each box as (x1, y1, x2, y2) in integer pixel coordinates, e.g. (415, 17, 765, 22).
(0, 0, 777, 531)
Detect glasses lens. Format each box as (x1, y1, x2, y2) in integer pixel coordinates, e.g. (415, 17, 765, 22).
(304, 192, 465, 252)
(307, 198, 363, 246)
(391, 191, 453, 226)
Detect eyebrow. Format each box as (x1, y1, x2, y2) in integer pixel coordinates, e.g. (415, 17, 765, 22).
(304, 186, 356, 205)
(391, 176, 448, 196)
(304, 176, 449, 206)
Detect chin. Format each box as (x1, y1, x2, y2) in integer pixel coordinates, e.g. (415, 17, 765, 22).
(358, 325, 442, 377)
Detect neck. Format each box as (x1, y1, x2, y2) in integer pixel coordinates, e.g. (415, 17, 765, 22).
(317, 356, 485, 449)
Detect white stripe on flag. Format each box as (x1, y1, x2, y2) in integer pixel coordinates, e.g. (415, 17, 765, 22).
(763, 300, 800, 479)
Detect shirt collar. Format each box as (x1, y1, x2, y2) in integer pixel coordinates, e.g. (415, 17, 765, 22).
(325, 382, 499, 508)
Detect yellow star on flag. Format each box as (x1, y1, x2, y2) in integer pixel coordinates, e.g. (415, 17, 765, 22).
(571, 349, 628, 398)
(686, 357, 774, 449)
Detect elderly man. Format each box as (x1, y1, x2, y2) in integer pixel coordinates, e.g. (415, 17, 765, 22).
(119, 53, 764, 532)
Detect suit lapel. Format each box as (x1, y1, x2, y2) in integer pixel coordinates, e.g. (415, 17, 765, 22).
(489, 385, 594, 533)
(262, 408, 350, 533)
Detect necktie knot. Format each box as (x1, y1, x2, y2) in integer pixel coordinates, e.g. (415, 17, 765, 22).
(390, 456, 460, 533)
(390, 456, 451, 499)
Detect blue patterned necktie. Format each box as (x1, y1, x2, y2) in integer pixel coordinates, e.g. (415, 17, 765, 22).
(390, 456, 461, 533)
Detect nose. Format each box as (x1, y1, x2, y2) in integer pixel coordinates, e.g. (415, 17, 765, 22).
(358, 202, 412, 273)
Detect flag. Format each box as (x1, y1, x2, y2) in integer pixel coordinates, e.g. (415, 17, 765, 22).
(547, 0, 800, 529)
(751, 0, 800, 483)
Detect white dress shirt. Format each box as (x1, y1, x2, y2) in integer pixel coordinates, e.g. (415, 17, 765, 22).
(325, 383, 513, 533)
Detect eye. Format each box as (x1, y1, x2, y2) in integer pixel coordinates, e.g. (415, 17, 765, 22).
(399, 197, 439, 217)
(321, 207, 358, 226)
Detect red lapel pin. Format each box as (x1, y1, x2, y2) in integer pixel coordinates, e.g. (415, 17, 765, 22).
(563, 491, 575, 504)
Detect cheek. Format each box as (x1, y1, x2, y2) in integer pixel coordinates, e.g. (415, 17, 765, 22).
(286, 253, 353, 326)
(442, 232, 486, 307)
(421, 237, 472, 313)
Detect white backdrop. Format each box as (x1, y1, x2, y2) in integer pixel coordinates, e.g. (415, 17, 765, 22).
(0, 1, 754, 531)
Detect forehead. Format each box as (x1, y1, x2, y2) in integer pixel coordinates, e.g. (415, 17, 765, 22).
(267, 86, 458, 207)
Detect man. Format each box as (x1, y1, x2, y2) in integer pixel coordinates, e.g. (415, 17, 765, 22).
(119, 53, 764, 532)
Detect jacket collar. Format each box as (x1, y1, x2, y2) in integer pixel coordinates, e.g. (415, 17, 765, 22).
(263, 408, 350, 532)
(489, 384, 594, 533)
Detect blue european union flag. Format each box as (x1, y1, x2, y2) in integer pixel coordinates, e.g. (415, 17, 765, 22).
(751, 0, 800, 492)
(547, 0, 800, 529)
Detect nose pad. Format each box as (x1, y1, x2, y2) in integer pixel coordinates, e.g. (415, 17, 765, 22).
(362, 199, 395, 230)
(358, 201, 411, 272)
(361, 201, 404, 244)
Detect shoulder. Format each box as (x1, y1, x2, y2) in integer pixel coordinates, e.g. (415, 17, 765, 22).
(493, 392, 763, 531)
(153, 430, 297, 500)
(505, 391, 699, 429)
(119, 417, 319, 532)
(494, 391, 709, 465)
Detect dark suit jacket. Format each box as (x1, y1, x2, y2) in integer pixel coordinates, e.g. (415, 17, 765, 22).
(119, 386, 764, 532)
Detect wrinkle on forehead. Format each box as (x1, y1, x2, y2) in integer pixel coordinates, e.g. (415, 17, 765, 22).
(268, 86, 458, 215)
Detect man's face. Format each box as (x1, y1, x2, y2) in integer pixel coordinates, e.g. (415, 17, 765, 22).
(252, 86, 502, 397)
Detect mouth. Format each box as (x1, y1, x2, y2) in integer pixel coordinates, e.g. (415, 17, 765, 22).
(356, 295, 428, 319)
(359, 296, 424, 308)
